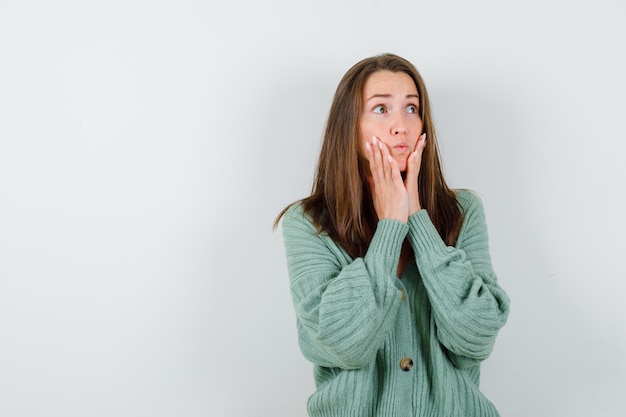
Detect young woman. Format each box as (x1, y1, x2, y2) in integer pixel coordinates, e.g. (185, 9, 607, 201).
(275, 53, 510, 417)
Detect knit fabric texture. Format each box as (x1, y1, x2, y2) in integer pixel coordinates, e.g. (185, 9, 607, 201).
(281, 189, 510, 417)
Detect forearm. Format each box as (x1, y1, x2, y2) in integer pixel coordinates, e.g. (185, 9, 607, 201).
(284, 207, 408, 369)
(407, 206, 510, 362)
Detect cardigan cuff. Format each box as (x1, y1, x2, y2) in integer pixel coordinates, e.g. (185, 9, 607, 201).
(407, 210, 448, 253)
(368, 219, 408, 261)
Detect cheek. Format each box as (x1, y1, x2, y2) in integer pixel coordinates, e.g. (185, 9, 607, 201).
(359, 121, 375, 154)
(411, 120, 424, 141)
(412, 118, 424, 132)
(359, 120, 382, 145)
(358, 133, 369, 157)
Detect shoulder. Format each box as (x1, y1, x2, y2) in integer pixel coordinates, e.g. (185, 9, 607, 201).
(453, 189, 490, 244)
(282, 201, 307, 224)
(281, 201, 318, 236)
(454, 189, 485, 215)
(454, 189, 489, 233)
(280, 202, 347, 263)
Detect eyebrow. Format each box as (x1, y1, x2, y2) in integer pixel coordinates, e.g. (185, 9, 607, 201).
(366, 93, 420, 101)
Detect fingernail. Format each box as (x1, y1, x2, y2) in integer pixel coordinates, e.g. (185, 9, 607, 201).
(366, 142, 371, 151)
(387, 155, 394, 163)
(371, 136, 377, 144)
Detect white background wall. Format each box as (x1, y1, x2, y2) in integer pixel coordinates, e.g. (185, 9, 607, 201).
(1, 0, 624, 416)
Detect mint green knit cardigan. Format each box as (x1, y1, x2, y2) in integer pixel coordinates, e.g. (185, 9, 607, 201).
(281, 190, 510, 417)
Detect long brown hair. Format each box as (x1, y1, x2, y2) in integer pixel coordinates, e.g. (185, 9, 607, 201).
(275, 53, 463, 258)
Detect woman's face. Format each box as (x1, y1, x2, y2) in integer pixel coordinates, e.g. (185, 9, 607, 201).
(359, 70, 423, 172)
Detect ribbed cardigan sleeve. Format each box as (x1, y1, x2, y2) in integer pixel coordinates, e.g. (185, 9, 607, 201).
(282, 204, 407, 370)
(407, 191, 510, 368)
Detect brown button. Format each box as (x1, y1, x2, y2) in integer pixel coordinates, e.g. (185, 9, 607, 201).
(400, 289, 406, 301)
(400, 357, 413, 371)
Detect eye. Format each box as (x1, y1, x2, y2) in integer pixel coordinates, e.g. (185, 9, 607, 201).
(406, 104, 418, 114)
(373, 105, 387, 114)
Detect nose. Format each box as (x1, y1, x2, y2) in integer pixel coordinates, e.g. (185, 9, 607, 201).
(390, 115, 408, 135)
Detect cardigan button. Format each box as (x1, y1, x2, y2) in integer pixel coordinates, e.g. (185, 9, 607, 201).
(400, 357, 413, 371)
(400, 289, 406, 301)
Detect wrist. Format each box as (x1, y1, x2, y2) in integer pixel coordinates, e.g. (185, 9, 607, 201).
(409, 198, 421, 216)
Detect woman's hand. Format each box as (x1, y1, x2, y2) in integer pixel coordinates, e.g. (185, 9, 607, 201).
(365, 134, 427, 223)
(405, 133, 427, 215)
(365, 136, 409, 223)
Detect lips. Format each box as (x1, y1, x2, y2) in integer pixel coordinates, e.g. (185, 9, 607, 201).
(393, 142, 409, 152)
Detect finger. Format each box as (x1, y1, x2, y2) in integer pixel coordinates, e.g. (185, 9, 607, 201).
(377, 138, 393, 179)
(377, 138, 400, 182)
(376, 136, 395, 183)
(416, 133, 427, 167)
(413, 133, 426, 152)
(388, 154, 404, 185)
(368, 136, 385, 185)
(377, 139, 404, 187)
(413, 133, 427, 165)
(418, 133, 427, 154)
(367, 139, 389, 219)
(406, 134, 426, 182)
